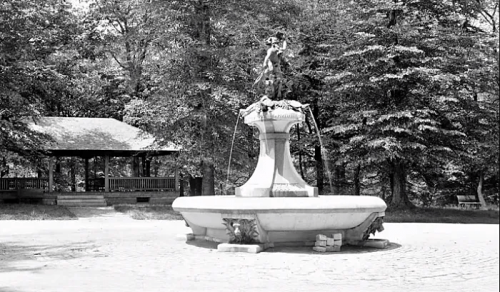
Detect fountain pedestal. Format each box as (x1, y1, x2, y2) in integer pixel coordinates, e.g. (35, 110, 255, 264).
(235, 108, 317, 197)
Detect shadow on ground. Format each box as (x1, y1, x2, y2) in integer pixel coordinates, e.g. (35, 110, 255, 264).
(66, 207, 125, 219)
(185, 239, 402, 254)
(0, 241, 106, 273)
(186, 239, 219, 250)
(267, 242, 402, 255)
(0, 288, 26, 292)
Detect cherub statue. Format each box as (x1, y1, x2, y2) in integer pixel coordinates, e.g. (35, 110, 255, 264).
(254, 32, 288, 99)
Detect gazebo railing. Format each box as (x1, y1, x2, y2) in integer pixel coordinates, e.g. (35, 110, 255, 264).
(109, 177, 176, 192)
(0, 178, 49, 191)
(1, 177, 176, 192)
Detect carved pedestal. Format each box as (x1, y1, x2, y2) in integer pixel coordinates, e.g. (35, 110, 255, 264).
(235, 108, 318, 197)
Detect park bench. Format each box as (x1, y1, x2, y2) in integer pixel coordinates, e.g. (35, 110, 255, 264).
(456, 195, 481, 209)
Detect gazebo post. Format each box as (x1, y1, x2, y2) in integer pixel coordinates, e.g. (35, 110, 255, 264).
(104, 155, 110, 192)
(48, 156, 54, 193)
(174, 168, 179, 192)
(84, 157, 89, 192)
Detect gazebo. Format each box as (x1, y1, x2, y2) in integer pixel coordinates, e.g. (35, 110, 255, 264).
(0, 117, 180, 206)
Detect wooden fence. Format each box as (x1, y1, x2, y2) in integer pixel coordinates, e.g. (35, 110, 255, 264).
(0, 178, 49, 191)
(1, 177, 175, 192)
(109, 177, 176, 192)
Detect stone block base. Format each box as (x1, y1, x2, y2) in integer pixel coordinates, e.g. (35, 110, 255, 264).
(175, 233, 195, 241)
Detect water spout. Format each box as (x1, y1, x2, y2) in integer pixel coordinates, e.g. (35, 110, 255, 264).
(225, 111, 241, 195)
(306, 107, 334, 194)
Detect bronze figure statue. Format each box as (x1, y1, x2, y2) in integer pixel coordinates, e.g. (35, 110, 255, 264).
(254, 32, 288, 100)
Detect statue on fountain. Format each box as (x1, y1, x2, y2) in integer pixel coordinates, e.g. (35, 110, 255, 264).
(253, 32, 289, 100)
(241, 33, 308, 118)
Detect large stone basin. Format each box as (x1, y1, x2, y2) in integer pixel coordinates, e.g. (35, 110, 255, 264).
(172, 195, 386, 245)
(172, 99, 387, 247)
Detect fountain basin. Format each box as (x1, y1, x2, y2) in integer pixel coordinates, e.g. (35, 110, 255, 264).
(172, 195, 386, 245)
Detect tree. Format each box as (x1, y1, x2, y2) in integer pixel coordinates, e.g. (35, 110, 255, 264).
(124, 0, 305, 195)
(320, 0, 498, 209)
(86, 0, 177, 99)
(0, 0, 80, 156)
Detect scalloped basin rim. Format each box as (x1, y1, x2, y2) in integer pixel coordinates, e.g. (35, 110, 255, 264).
(172, 195, 387, 213)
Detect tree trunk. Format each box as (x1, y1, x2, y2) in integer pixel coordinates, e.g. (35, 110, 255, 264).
(334, 164, 346, 195)
(35, 158, 42, 179)
(477, 171, 488, 209)
(296, 124, 305, 180)
(153, 158, 159, 177)
(353, 163, 361, 196)
(179, 172, 184, 197)
(189, 175, 203, 196)
(145, 159, 151, 177)
(141, 156, 146, 177)
(247, 126, 256, 177)
(314, 145, 324, 195)
(201, 158, 215, 196)
(70, 158, 76, 192)
(132, 157, 140, 177)
(389, 159, 414, 209)
(1, 157, 8, 177)
(129, 65, 143, 96)
(55, 157, 61, 174)
(193, 0, 211, 45)
(84, 157, 89, 192)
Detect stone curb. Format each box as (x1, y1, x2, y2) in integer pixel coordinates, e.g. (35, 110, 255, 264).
(349, 239, 390, 249)
(217, 243, 265, 253)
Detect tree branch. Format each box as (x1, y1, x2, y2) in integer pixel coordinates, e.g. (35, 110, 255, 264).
(109, 51, 127, 69)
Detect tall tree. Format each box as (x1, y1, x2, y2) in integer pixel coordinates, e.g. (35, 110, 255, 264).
(124, 0, 304, 195)
(321, 0, 497, 209)
(0, 0, 79, 156)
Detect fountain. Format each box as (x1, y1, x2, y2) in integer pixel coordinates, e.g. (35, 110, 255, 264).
(172, 33, 387, 251)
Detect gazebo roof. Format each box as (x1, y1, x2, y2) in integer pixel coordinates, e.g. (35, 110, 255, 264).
(28, 117, 178, 157)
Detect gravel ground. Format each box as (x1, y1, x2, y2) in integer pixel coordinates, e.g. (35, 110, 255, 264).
(0, 208, 498, 292)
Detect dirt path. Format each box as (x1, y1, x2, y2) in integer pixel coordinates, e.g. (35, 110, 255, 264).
(0, 219, 498, 292)
(66, 207, 134, 221)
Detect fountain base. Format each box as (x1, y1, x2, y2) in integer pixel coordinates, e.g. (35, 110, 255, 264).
(172, 195, 386, 246)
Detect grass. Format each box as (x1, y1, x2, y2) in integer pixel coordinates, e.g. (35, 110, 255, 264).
(0, 204, 78, 220)
(2, 202, 495, 224)
(114, 204, 184, 220)
(385, 206, 499, 224)
(113, 204, 499, 224)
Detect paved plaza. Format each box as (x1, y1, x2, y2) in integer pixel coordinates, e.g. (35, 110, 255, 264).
(0, 208, 498, 292)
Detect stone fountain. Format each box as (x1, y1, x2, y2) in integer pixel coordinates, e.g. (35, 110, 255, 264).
(172, 33, 387, 251)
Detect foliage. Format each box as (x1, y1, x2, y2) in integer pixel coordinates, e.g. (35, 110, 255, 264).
(310, 0, 500, 208)
(0, 0, 76, 156)
(0, 0, 498, 210)
(384, 206, 499, 224)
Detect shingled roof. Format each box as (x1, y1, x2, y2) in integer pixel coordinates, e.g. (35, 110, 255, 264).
(28, 117, 177, 156)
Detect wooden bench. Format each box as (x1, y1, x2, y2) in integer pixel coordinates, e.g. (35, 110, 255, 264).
(456, 195, 481, 209)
